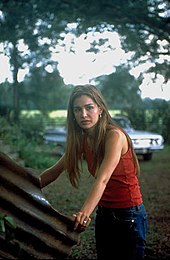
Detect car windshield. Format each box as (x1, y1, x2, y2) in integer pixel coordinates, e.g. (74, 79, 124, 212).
(113, 117, 133, 129)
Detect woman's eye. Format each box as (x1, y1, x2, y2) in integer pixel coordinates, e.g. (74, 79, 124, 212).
(87, 106, 94, 110)
(73, 108, 81, 113)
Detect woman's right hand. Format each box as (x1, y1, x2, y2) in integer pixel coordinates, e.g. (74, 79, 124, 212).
(73, 211, 91, 231)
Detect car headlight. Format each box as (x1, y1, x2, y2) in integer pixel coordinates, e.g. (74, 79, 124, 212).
(156, 138, 163, 146)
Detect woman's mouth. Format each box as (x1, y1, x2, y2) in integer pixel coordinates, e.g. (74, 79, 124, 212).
(81, 120, 91, 125)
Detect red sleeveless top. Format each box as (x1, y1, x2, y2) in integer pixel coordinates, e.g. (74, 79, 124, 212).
(83, 129, 143, 208)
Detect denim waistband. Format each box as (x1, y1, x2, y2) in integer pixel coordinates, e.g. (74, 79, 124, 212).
(98, 203, 143, 213)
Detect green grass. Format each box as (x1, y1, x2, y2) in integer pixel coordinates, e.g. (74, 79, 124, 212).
(138, 146, 170, 259)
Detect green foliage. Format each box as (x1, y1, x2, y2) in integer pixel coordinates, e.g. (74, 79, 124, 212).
(96, 66, 143, 110)
(19, 142, 57, 169)
(143, 99, 170, 143)
(0, 213, 17, 242)
(0, 116, 59, 169)
(21, 68, 72, 111)
(0, 0, 169, 122)
(20, 112, 46, 142)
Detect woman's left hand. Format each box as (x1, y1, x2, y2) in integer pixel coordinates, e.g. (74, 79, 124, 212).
(73, 211, 91, 231)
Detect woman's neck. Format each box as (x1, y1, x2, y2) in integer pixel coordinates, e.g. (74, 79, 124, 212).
(84, 127, 95, 139)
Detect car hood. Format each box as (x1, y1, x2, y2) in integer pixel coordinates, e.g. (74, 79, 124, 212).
(125, 128, 163, 139)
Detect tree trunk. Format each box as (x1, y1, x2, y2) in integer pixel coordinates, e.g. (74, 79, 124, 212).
(11, 42, 20, 123)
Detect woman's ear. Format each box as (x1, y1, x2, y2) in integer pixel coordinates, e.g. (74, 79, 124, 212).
(99, 107, 103, 115)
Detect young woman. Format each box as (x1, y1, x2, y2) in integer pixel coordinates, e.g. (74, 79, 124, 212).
(40, 84, 148, 260)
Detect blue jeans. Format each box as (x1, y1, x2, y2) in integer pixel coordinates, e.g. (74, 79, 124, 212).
(95, 204, 148, 260)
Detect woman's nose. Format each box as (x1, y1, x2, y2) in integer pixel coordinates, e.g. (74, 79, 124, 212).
(81, 108, 87, 118)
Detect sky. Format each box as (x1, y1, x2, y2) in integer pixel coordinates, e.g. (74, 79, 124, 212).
(0, 30, 170, 101)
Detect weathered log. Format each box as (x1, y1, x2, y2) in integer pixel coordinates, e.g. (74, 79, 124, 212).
(0, 152, 80, 259)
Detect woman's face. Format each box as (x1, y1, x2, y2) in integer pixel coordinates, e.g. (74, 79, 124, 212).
(73, 95, 102, 130)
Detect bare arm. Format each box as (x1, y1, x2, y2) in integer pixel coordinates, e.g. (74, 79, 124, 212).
(74, 129, 128, 229)
(40, 154, 65, 188)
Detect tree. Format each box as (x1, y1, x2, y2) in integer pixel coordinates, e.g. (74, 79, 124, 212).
(0, 0, 169, 122)
(0, 0, 68, 122)
(66, 0, 170, 80)
(95, 66, 143, 110)
(21, 66, 71, 112)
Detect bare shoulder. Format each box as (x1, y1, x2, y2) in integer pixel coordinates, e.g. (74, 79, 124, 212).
(106, 128, 125, 140)
(106, 128, 128, 155)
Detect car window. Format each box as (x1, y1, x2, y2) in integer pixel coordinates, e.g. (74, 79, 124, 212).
(113, 117, 133, 129)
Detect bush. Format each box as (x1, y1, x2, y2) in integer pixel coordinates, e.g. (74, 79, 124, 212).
(0, 116, 57, 170)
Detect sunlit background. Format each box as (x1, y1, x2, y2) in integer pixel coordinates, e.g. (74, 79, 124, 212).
(0, 28, 169, 100)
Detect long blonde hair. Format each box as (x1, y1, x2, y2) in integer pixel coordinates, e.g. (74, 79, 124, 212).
(64, 84, 140, 187)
